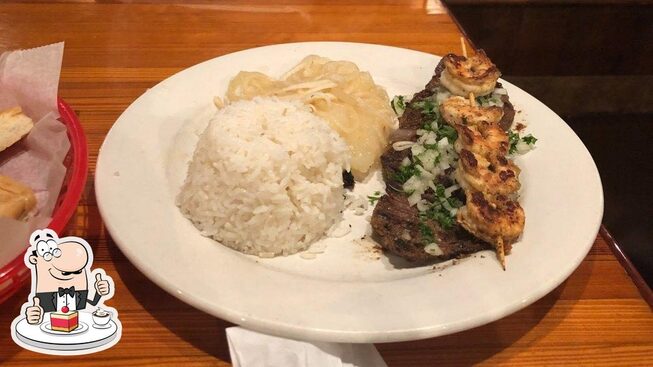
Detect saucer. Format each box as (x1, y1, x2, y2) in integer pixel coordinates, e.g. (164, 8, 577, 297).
(40, 321, 89, 335)
(92, 322, 112, 329)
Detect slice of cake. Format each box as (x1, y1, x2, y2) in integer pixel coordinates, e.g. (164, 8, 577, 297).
(50, 310, 79, 332)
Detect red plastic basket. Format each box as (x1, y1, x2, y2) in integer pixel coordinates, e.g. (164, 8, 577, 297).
(0, 98, 88, 303)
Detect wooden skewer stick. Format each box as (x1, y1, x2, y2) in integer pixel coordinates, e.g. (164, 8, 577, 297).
(460, 36, 468, 58)
(459, 37, 476, 106)
(496, 237, 506, 271)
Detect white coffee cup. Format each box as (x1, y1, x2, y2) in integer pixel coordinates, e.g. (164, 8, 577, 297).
(92, 309, 112, 326)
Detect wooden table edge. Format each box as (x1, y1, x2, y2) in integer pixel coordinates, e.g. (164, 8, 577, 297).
(600, 225, 653, 307)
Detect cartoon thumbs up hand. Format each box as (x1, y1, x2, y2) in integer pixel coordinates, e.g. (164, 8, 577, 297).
(25, 297, 43, 325)
(95, 273, 111, 296)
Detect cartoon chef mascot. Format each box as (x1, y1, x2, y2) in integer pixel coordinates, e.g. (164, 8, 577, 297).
(22, 229, 112, 324)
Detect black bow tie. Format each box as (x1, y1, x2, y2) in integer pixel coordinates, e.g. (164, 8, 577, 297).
(58, 286, 75, 297)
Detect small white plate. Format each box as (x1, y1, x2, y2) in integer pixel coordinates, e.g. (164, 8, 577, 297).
(96, 42, 603, 343)
(40, 321, 89, 335)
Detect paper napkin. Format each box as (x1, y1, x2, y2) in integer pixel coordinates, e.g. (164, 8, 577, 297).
(226, 327, 388, 367)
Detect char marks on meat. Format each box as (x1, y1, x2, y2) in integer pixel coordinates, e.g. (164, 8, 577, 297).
(373, 58, 505, 263)
(371, 192, 491, 263)
(380, 148, 411, 192)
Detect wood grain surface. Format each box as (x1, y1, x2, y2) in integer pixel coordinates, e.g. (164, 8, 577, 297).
(1, 1, 652, 366)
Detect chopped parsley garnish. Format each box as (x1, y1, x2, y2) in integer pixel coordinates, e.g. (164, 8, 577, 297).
(391, 95, 406, 116)
(437, 125, 458, 143)
(522, 134, 537, 145)
(413, 99, 442, 125)
(476, 95, 491, 105)
(417, 184, 463, 236)
(393, 164, 420, 184)
(393, 97, 464, 237)
(434, 184, 445, 197)
(367, 191, 382, 205)
(508, 130, 520, 154)
(476, 94, 501, 107)
(426, 209, 456, 230)
(412, 99, 435, 115)
(447, 196, 463, 208)
(414, 99, 457, 144)
(418, 221, 434, 243)
(509, 130, 538, 155)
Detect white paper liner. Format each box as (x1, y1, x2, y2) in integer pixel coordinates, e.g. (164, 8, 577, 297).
(0, 42, 70, 269)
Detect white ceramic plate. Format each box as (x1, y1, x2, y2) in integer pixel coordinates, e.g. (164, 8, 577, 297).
(96, 42, 603, 343)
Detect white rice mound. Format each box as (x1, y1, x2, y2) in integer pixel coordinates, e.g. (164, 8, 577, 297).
(177, 97, 350, 257)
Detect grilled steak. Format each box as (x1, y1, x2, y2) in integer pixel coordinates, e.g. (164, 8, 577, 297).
(372, 57, 515, 263)
(380, 146, 411, 192)
(497, 82, 515, 131)
(371, 191, 491, 262)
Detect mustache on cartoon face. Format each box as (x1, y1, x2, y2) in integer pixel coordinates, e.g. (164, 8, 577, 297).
(50, 264, 84, 277)
(60, 269, 84, 276)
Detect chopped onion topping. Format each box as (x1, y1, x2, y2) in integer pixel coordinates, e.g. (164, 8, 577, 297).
(392, 141, 415, 151)
(391, 95, 407, 116)
(494, 88, 508, 95)
(424, 243, 444, 256)
(416, 200, 430, 212)
(390, 93, 463, 233)
(444, 184, 459, 198)
(515, 140, 533, 154)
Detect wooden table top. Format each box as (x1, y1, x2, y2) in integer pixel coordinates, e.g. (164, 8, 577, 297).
(1, 1, 651, 366)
